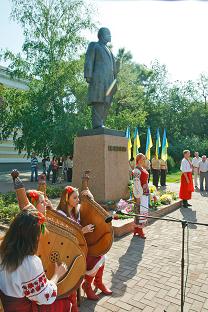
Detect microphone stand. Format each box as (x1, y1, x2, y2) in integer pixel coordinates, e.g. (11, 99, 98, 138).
(116, 210, 208, 312)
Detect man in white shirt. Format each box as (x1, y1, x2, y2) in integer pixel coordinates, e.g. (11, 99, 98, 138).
(198, 155, 208, 192)
(192, 151, 202, 189)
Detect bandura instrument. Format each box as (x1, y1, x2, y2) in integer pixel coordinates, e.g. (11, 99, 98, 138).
(37, 211, 86, 297)
(46, 208, 88, 258)
(80, 171, 113, 256)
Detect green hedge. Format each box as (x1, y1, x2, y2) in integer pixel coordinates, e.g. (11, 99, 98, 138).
(46, 186, 63, 198)
(0, 194, 19, 224)
(0, 186, 63, 224)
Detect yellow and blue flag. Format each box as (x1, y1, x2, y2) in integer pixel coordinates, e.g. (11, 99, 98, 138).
(155, 128, 161, 159)
(145, 127, 153, 160)
(133, 127, 141, 159)
(126, 126, 132, 160)
(161, 128, 168, 161)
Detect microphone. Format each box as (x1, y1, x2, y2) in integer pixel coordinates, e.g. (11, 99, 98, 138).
(105, 209, 126, 223)
(116, 209, 125, 215)
(105, 215, 113, 223)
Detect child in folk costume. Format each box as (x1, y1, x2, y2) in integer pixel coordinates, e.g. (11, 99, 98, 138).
(132, 153, 149, 239)
(0, 209, 70, 312)
(26, 189, 53, 214)
(179, 150, 194, 208)
(57, 186, 112, 310)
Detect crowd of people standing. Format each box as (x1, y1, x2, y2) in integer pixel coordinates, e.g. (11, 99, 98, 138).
(30, 155, 73, 184)
(192, 151, 208, 192)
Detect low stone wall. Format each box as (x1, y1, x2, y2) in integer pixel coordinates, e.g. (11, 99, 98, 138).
(112, 199, 182, 237)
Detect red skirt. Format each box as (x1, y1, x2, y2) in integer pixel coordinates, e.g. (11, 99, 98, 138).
(0, 291, 71, 312)
(179, 172, 194, 200)
(39, 298, 71, 312)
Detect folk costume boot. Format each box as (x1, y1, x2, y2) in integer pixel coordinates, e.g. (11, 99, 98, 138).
(138, 228, 146, 239)
(133, 227, 139, 236)
(133, 227, 141, 236)
(68, 291, 79, 312)
(94, 265, 112, 295)
(82, 275, 99, 300)
(183, 200, 188, 208)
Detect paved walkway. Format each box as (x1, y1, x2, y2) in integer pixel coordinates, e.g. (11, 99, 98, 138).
(0, 171, 69, 193)
(80, 187, 208, 312)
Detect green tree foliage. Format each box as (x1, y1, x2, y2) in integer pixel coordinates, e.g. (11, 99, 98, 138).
(107, 48, 147, 131)
(0, 0, 94, 156)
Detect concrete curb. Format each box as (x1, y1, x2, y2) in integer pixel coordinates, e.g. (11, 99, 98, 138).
(112, 199, 182, 237)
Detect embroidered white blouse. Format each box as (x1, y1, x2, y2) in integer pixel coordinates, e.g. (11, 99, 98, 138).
(0, 255, 57, 305)
(133, 168, 143, 199)
(180, 158, 192, 173)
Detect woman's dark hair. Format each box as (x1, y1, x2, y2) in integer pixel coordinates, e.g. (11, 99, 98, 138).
(0, 209, 41, 272)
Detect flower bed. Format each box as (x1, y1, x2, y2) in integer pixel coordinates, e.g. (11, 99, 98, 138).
(112, 184, 178, 220)
(149, 185, 177, 207)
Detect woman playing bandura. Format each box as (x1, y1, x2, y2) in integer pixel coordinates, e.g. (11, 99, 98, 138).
(0, 209, 70, 312)
(57, 186, 112, 311)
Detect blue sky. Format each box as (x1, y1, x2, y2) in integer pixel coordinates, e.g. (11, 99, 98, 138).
(1, 0, 208, 81)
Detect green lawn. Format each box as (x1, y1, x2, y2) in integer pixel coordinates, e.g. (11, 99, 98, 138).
(166, 171, 181, 183)
(149, 171, 181, 183)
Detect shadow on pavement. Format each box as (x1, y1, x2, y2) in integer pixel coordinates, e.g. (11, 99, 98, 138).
(80, 237, 145, 311)
(179, 207, 197, 229)
(110, 236, 145, 298)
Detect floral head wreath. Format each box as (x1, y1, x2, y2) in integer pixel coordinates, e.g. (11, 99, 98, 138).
(65, 186, 78, 204)
(36, 211, 46, 234)
(28, 210, 46, 234)
(28, 190, 39, 207)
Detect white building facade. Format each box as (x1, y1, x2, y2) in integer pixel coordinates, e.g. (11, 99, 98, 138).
(0, 66, 34, 172)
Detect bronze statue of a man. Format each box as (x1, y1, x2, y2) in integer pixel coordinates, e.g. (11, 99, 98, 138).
(84, 27, 117, 129)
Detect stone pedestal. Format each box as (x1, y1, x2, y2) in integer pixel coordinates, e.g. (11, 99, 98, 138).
(72, 129, 129, 202)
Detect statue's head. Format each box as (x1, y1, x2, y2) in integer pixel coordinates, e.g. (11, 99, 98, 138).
(98, 27, 111, 44)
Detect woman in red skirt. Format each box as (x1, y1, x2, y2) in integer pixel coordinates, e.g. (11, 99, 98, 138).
(179, 150, 194, 208)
